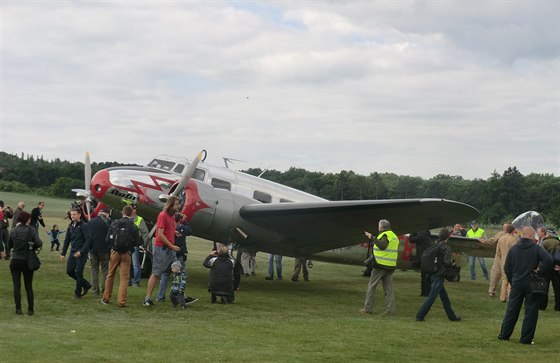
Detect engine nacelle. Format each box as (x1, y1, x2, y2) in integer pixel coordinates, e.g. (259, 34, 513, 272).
(181, 179, 256, 243)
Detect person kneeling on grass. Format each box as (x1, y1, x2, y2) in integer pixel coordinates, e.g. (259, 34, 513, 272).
(203, 245, 235, 304)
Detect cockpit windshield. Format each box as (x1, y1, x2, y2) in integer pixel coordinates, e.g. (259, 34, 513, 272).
(146, 155, 206, 181)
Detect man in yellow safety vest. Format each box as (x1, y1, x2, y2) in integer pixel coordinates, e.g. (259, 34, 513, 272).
(359, 219, 400, 316)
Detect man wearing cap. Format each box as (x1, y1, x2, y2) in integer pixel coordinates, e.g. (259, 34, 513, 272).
(538, 226, 560, 311)
(86, 208, 112, 296)
(466, 220, 489, 281)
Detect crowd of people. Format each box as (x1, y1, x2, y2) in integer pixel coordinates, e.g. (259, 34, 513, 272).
(1, 199, 559, 344)
(359, 218, 559, 345)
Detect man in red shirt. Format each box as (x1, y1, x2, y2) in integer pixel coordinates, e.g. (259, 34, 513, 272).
(144, 196, 180, 306)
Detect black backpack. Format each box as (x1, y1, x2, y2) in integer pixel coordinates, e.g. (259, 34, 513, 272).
(107, 219, 134, 253)
(421, 242, 443, 274)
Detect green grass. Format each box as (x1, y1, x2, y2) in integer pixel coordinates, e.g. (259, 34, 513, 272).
(0, 191, 558, 362)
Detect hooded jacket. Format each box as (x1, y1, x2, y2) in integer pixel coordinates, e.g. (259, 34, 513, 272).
(504, 237, 552, 284)
(203, 253, 235, 295)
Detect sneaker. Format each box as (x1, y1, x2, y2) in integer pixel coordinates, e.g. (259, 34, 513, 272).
(156, 298, 165, 303)
(185, 297, 198, 306)
(143, 298, 154, 306)
(359, 308, 372, 314)
(381, 311, 395, 317)
(416, 317, 425, 322)
(101, 299, 109, 305)
(264, 276, 274, 280)
(132, 283, 140, 288)
(291, 276, 299, 282)
(449, 316, 462, 322)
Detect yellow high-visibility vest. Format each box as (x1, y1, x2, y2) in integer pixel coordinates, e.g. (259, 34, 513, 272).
(467, 228, 485, 239)
(133, 216, 143, 228)
(373, 230, 400, 267)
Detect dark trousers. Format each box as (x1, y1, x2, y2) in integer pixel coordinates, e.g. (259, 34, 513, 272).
(551, 272, 560, 311)
(416, 274, 457, 320)
(10, 259, 34, 312)
(499, 280, 541, 343)
(51, 239, 60, 251)
(67, 253, 90, 296)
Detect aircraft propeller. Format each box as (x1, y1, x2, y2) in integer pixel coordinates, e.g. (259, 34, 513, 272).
(160, 149, 207, 202)
(71, 151, 94, 220)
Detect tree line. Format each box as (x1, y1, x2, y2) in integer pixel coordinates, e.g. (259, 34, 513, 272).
(1, 152, 558, 227)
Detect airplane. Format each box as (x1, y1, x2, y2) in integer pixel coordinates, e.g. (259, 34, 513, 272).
(75, 150, 493, 273)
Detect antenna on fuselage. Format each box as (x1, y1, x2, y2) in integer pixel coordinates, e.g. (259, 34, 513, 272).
(223, 157, 245, 169)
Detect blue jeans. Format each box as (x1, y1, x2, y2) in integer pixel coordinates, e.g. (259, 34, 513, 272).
(468, 256, 489, 280)
(128, 247, 141, 285)
(267, 254, 282, 278)
(498, 280, 541, 343)
(416, 275, 457, 320)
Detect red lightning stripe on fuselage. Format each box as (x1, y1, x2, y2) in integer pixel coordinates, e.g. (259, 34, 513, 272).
(181, 179, 210, 222)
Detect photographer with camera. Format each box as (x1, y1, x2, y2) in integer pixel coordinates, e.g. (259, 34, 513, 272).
(359, 219, 400, 316)
(415, 228, 462, 322)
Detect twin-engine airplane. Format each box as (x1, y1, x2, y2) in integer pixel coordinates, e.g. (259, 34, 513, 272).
(76, 150, 492, 270)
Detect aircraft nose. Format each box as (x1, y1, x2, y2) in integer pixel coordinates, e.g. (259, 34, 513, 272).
(91, 169, 111, 200)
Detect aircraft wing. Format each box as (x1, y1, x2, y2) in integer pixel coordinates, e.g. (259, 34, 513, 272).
(239, 198, 479, 256)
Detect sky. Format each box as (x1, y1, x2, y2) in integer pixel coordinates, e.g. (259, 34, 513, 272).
(1, 0, 559, 180)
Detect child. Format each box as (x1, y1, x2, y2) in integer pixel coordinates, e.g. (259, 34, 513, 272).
(169, 261, 198, 309)
(47, 225, 65, 251)
(203, 245, 235, 304)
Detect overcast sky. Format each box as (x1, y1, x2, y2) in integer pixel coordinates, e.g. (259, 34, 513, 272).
(1, 1, 558, 180)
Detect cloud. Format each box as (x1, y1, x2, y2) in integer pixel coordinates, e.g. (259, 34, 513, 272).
(1, 1, 558, 180)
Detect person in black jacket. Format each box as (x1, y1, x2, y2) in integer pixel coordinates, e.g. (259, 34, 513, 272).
(203, 245, 235, 304)
(60, 208, 91, 299)
(498, 227, 553, 344)
(7, 211, 43, 315)
(410, 231, 432, 296)
(415, 228, 462, 322)
(86, 208, 111, 296)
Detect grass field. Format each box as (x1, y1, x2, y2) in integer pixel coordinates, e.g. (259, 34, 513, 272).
(0, 191, 558, 362)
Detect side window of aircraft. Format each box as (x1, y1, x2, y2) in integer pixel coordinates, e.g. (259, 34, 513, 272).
(254, 191, 272, 203)
(174, 164, 185, 174)
(211, 178, 231, 191)
(193, 169, 205, 181)
(279, 198, 293, 203)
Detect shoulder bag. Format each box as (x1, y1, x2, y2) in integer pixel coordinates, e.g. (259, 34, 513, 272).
(27, 229, 41, 271)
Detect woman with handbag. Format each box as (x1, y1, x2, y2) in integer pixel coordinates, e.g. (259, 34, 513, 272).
(7, 211, 43, 315)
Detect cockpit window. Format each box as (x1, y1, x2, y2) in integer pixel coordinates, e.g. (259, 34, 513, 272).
(148, 159, 176, 171)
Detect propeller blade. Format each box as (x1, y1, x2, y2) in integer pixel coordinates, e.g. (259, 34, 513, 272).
(85, 152, 91, 193)
(171, 150, 206, 198)
(84, 152, 92, 220)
